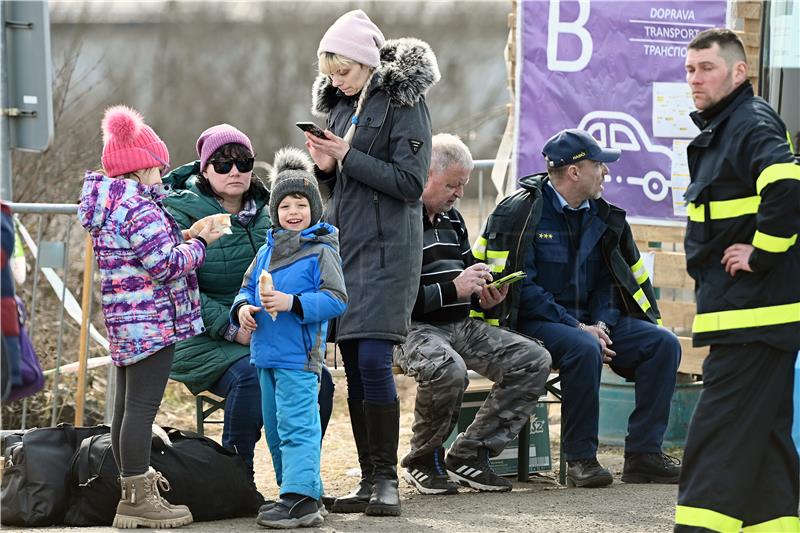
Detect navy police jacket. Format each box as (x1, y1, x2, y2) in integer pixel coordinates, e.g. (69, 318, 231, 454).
(472, 173, 661, 331)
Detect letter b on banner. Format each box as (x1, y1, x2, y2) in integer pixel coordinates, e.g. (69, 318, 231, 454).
(547, 0, 593, 72)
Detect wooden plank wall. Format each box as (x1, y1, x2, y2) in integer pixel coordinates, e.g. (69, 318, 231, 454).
(631, 224, 708, 376)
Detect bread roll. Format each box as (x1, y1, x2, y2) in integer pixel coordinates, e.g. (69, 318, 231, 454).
(259, 270, 277, 321)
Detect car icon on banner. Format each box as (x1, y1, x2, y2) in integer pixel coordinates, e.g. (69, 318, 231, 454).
(577, 111, 677, 203)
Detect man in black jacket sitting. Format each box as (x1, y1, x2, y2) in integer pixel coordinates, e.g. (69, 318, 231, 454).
(475, 129, 682, 488)
(395, 134, 551, 495)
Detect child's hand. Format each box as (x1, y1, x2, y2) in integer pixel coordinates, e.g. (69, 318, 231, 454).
(186, 218, 208, 239)
(237, 305, 261, 333)
(198, 222, 225, 246)
(261, 290, 293, 315)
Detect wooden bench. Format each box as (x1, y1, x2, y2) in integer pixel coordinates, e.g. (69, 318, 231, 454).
(630, 223, 708, 376)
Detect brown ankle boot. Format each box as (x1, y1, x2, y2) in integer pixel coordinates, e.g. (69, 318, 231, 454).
(112, 468, 193, 528)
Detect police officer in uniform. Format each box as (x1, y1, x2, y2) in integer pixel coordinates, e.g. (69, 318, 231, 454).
(675, 29, 800, 532)
(475, 129, 682, 488)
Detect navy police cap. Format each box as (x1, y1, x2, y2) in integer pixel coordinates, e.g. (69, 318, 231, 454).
(542, 129, 621, 168)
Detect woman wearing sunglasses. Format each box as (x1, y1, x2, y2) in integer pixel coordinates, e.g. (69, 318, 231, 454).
(304, 10, 439, 517)
(162, 124, 335, 483)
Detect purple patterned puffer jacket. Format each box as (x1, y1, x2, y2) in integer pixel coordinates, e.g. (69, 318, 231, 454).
(78, 171, 206, 366)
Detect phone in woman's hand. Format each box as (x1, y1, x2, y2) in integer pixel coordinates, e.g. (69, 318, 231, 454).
(296, 122, 326, 138)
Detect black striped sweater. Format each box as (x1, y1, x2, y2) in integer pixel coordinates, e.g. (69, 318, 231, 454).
(412, 207, 475, 323)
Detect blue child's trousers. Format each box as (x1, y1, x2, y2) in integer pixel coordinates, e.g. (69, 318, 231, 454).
(257, 367, 323, 499)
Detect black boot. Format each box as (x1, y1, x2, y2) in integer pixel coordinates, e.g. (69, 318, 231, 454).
(364, 400, 401, 517)
(331, 399, 373, 513)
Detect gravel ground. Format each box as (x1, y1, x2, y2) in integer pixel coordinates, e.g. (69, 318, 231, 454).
(3, 376, 679, 532)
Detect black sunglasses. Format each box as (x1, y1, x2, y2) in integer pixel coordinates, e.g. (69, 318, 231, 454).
(209, 157, 255, 174)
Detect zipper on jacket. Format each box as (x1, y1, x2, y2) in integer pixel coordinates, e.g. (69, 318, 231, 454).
(243, 224, 258, 254)
(373, 191, 386, 268)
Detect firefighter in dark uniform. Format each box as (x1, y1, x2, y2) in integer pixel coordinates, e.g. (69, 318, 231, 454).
(474, 129, 682, 488)
(675, 29, 800, 532)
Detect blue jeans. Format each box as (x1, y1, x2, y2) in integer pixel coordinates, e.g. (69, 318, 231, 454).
(519, 316, 680, 460)
(210, 356, 335, 480)
(258, 367, 323, 499)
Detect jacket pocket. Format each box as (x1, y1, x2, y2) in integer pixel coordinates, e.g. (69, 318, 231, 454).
(373, 191, 386, 268)
(684, 181, 712, 243)
(165, 289, 178, 334)
(535, 236, 569, 294)
(355, 105, 388, 153)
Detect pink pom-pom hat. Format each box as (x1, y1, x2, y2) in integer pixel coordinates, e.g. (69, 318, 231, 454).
(101, 105, 169, 177)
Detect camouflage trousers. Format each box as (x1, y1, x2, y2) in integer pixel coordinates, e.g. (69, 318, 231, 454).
(394, 318, 551, 465)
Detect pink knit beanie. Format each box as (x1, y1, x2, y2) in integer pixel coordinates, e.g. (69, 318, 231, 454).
(317, 9, 385, 68)
(101, 105, 169, 177)
(195, 124, 254, 172)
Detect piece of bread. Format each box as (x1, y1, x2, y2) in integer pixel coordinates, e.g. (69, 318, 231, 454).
(212, 213, 233, 234)
(259, 270, 277, 321)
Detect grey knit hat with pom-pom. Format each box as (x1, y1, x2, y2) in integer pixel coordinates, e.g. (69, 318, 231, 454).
(268, 147, 323, 229)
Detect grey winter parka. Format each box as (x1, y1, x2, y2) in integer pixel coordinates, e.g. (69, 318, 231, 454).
(311, 38, 440, 343)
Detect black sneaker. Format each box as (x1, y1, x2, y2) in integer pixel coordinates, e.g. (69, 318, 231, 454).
(445, 448, 513, 492)
(256, 494, 323, 529)
(403, 448, 459, 495)
(259, 498, 327, 518)
(566, 457, 613, 488)
(622, 452, 681, 484)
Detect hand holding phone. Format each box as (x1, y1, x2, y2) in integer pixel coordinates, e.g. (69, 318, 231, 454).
(489, 270, 527, 289)
(296, 122, 326, 138)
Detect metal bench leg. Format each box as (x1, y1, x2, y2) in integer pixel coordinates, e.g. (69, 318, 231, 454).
(559, 422, 566, 485)
(196, 395, 204, 437)
(517, 418, 530, 481)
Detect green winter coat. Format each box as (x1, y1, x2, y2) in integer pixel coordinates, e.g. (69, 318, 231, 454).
(162, 161, 270, 394)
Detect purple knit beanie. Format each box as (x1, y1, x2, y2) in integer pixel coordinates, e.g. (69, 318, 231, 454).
(317, 9, 385, 68)
(195, 124, 254, 172)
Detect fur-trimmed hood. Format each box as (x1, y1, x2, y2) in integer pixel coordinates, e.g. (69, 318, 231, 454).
(311, 37, 440, 118)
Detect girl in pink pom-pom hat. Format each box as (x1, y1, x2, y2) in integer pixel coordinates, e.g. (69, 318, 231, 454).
(77, 105, 230, 529)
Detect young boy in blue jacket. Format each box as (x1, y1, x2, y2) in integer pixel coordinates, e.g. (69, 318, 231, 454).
(232, 148, 347, 529)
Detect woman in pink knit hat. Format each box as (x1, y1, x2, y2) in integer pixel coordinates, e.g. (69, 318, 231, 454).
(78, 105, 227, 529)
(302, 8, 439, 519)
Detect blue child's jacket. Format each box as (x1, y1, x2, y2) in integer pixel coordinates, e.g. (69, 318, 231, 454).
(231, 222, 347, 374)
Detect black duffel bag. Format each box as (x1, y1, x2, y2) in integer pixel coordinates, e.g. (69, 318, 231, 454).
(1, 424, 111, 526)
(64, 427, 264, 525)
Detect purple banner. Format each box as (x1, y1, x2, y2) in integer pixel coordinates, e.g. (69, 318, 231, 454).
(517, 0, 726, 221)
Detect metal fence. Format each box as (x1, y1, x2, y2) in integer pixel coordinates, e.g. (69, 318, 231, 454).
(6, 202, 113, 429)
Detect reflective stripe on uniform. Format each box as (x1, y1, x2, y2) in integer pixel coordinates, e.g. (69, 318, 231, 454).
(657, 318, 663, 326)
(485, 250, 509, 273)
(469, 310, 498, 325)
(755, 162, 800, 195)
(742, 516, 800, 532)
(632, 288, 652, 313)
(692, 302, 800, 333)
(687, 196, 760, 223)
(630, 257, 650, 285)
(752, 230, 798, 253)
(472, 236, 488, 260)
(674, 505, 742, 533)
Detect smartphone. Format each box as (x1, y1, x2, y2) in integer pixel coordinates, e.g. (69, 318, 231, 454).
(489, 270, 527, 289)
(296, 121, 327, 138)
